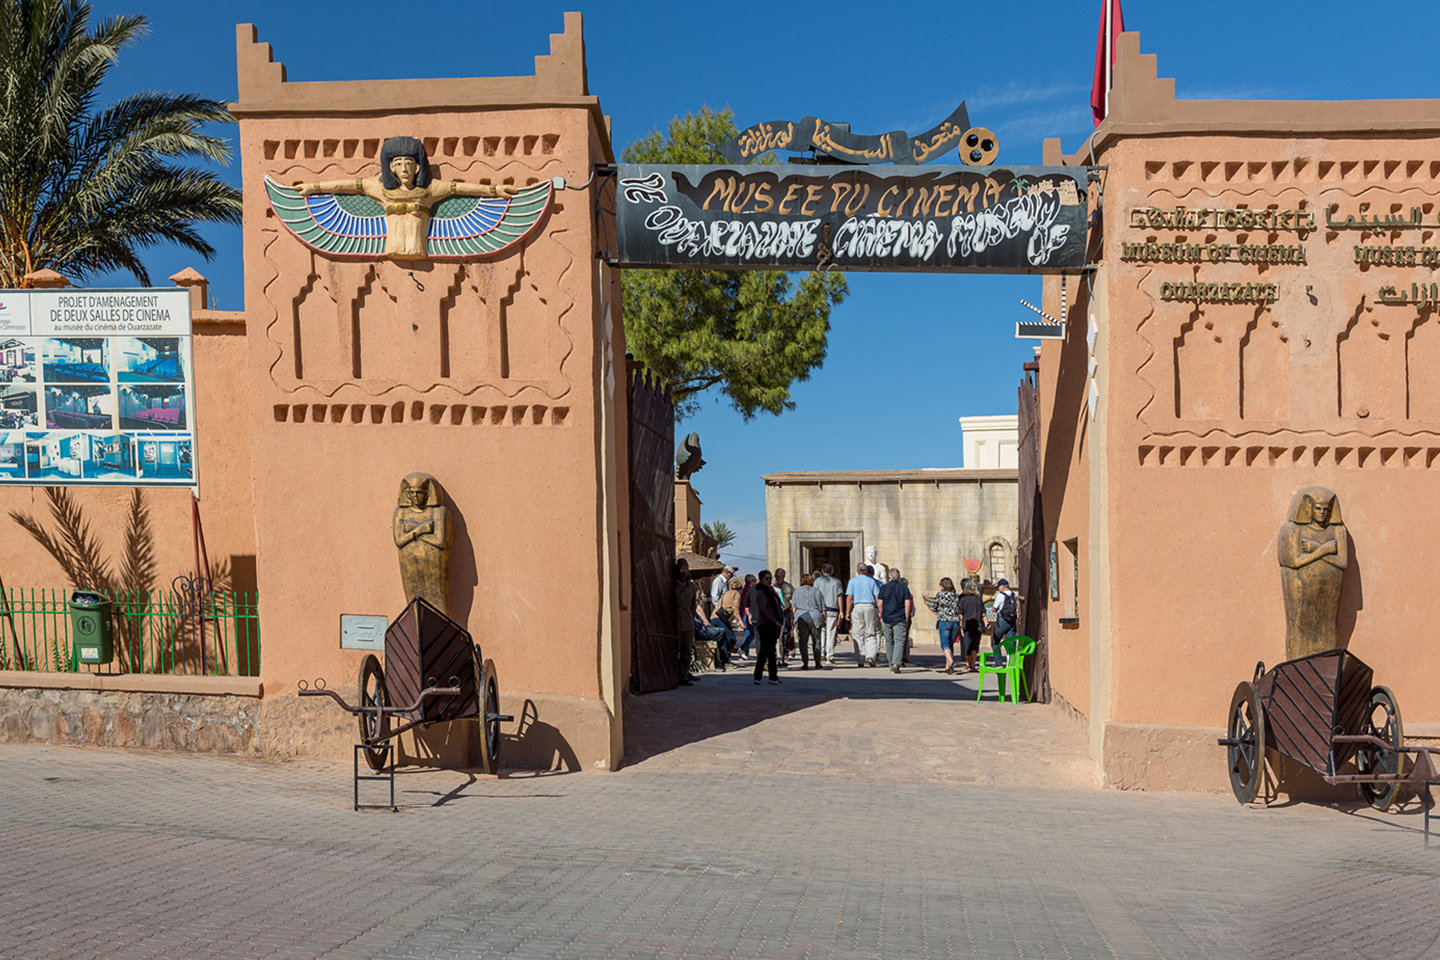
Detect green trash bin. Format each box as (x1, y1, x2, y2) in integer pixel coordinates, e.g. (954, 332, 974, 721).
(69, 591, 114, 666)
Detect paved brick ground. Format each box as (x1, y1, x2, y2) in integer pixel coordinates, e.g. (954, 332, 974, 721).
(3, 659, 1439, 960)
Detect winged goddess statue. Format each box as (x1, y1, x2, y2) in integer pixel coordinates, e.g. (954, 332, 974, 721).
(264, 135, 558, 261)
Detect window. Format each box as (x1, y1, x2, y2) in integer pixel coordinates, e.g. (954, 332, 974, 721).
(988, 542, 1007, 583)
(1061, 538, 1080, 625)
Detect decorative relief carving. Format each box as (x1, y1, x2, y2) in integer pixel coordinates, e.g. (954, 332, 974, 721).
(1336, 306, 1395, 420)
(1128, 169, 1440, 468)
(1141, 158, 1440, 185)
(258, 223, 576, 400)
(1137, 439, 1440, 468)
(1239, 314, 1289, 421)
(1406, 315, 1440, 419)
(272, 401, 570, 426)
(262, 134, 559, 162)
(1173, 312, 1232, 420)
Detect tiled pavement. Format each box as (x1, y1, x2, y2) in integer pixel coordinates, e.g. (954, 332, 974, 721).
(3, 655, 1439, 960)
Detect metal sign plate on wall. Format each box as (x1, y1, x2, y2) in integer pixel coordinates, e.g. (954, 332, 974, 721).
(614, 163, 1093, 274)
(340, 614, 389, 651)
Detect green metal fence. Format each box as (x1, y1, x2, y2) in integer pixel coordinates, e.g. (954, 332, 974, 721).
(0, 587, 259, 676)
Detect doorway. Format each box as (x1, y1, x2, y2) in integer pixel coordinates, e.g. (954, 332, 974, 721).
(802, 543, 852, 578)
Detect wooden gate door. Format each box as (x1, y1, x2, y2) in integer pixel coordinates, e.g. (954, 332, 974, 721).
(627, 359, 679, 693)
(1018, 366, 1050, 703)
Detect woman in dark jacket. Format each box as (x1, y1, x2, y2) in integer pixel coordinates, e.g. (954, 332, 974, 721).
(748, 570, 785, 685)
(958, 579, 987, 673)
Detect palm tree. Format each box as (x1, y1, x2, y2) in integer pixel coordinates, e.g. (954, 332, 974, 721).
(702, 521, 737, 554)
(0, 1, 242, 288)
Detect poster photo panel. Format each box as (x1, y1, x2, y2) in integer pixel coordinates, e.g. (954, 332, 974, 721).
(0, 288, 195, 487)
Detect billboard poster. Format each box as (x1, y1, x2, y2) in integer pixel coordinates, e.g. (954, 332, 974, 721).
(0, 288, 195, 487)
(614, 163, 1093, 274)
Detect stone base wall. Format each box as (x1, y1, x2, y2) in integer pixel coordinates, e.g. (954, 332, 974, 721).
(0, 687, 260, 754)
(1101, 722, 1229, 793)
(1101, 720, 1440, 801)
(259, 689, 616, 772)
(0, 674, 615, 772)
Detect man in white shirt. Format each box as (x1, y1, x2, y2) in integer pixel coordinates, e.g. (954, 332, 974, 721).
(710, 564, 734, 611)
(991, 578, 1019, 666)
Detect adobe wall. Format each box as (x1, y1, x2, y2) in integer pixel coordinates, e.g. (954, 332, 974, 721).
(1033, 259, 1101, 737)
(1043, 33, 1440, 793)
(229, 15, 627, 770)
(0, 15, 628, 772)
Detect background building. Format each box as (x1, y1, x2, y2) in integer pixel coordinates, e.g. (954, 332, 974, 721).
(764, 418, 1018, 641)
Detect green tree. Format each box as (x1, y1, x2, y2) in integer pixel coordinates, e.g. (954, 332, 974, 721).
(0, 1, 242, 287)
(621, 106, 848, 420)
(702, 520, 736, 554)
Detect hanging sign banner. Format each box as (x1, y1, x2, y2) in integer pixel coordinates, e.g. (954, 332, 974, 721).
(614, 163, 1093, 274)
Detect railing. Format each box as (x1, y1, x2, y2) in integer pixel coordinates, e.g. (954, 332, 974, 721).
(0, 584, 259, 676)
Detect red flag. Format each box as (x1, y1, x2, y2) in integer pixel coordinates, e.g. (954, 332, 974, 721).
(1090, 0, 1125, 126)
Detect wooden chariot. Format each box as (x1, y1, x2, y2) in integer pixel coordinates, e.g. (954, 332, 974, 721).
(1221, 649, 1432, 813)
(300, 597, 511, 786)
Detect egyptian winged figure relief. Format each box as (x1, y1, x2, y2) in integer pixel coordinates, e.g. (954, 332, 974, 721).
(264, 135, 557, 261)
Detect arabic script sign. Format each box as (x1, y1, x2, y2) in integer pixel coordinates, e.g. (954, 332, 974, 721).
(719, 104, 997, 166)
(614, 164, 1093, 274)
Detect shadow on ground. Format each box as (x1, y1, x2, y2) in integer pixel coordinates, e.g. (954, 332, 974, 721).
(619, 644, 1048, 771)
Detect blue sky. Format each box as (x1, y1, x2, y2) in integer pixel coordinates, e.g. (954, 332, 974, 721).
(83, 0, 1440, 569)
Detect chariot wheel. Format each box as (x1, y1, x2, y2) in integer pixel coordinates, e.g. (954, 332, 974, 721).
(1227, 680, 1266, 804)
(1357, 685, 1404, 811)
(476, 656, 502, 774)
(357, 653, 392, 771)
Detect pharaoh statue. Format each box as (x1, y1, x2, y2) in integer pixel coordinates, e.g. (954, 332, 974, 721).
(1277, 486, 1348, 659)
(393, 472, 452, 615)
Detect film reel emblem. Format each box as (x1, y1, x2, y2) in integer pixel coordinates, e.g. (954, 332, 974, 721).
(960, 128, 998, 166)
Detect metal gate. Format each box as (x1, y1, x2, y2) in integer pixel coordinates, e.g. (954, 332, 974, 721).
(1018, 366, 1050, 703)
(627, 357, 679, 693)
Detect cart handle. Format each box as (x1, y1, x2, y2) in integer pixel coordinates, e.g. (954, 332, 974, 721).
(298, 677, 464, 717)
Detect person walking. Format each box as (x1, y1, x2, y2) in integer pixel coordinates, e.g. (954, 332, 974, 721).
(813, 563, 844, 666)
(773, 568, 796, 665)
(674, 558, 699, 685)
(895, 571, 914, 665)
(738, 573, 758, 658)
(790, 573, 826, 670)
(749, 570, 785, 685)
(845, 562, 881, 667)
(923, 577, 963, 674)
(990, 578, 1020, 666)
(959, 579, 987, 672)
(876, 568, 913, 673)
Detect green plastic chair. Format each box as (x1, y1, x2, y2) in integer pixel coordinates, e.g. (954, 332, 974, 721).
(975, 636, 1036, 703)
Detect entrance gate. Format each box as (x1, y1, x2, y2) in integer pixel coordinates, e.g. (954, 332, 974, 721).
(1018, 366, 1049, 703)
(626, 358, 679, 693)
(612, 129, 1098, 704)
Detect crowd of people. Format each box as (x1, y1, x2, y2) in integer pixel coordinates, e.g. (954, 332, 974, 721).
(674, 558, 1022, 686)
